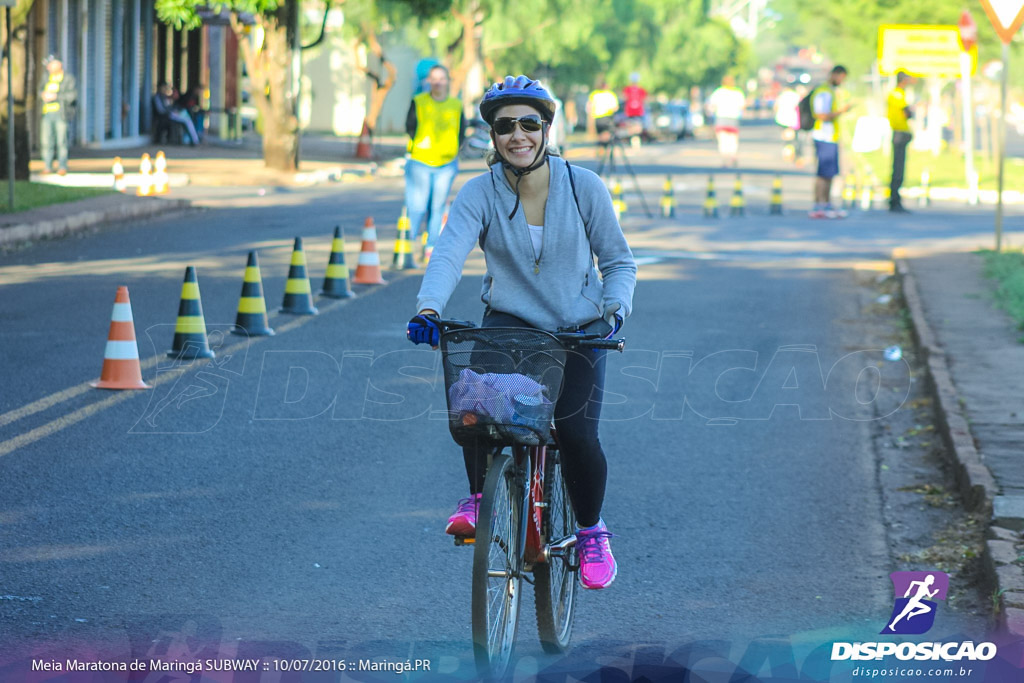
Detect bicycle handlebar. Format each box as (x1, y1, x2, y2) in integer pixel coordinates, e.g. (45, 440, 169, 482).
(429, 316, 626, 352)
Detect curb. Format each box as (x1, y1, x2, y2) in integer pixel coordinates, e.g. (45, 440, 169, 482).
(0, 196, 192, 249)
(895, 258, 1024, 638)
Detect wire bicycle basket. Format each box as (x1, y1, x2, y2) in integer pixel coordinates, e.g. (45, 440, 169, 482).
(440, 327, 567, 446)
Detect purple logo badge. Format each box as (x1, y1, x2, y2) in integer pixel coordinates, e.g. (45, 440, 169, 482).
(881, 571, 949, 635)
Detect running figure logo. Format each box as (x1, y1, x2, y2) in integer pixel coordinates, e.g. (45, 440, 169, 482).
(881, 571, 949, 635)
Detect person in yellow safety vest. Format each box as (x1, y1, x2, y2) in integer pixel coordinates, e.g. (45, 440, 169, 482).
(887, 70, 915, 213)
(809, 65, 851, 219)
(405, 65, 466, 259)
(587, 82, 619, 142)
(38, 55, 77, 176)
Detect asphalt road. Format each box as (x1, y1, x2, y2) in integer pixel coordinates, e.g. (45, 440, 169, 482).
(0, 128, 1018, 681)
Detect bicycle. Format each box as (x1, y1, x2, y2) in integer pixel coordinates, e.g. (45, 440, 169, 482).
(435, 318, 625, 679)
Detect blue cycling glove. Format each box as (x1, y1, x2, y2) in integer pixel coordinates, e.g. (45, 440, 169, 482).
(603, 303, 624, 339)
(407, 314, 441, 346)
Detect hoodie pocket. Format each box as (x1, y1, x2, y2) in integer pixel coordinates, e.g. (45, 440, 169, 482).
(579, 267, 603, 315)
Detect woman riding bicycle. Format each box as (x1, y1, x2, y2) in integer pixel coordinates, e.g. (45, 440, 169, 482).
(407, 75, 637, 590)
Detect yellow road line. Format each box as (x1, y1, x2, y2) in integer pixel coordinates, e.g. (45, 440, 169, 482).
(0, 279, 397, 458)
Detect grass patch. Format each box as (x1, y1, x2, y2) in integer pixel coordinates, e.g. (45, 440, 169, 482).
(979, 248, 1024, 332)
(855, 148, 1024, 191)
(0, 182, 115, 214)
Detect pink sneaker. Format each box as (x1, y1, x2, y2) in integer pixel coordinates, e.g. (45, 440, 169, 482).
(576, 521, 617, 589)
(446, 494, 482, 537)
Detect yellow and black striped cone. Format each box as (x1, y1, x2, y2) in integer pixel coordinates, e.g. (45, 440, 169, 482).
(729, 174, 745, 217)
(842, 172, 857, 210)
(280, 237, 319, 315)
(769, 175, 783, 215)
(660, 175, 675, 218)
(168, 266, 215, 359)
(611, 179, 627, 220)
(703, 175, 719, 218)
(321, 226, 355, 299)
(392, 208, 415, 270)
(860, 175, 874, 212)
(919, 169, 931, 207)
(231, 251, 274, 337)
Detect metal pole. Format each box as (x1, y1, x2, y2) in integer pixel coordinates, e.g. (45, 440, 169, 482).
(7, 7, 14, 211)
(961, 51, 977, 205)
(996, 42, 1008, 252)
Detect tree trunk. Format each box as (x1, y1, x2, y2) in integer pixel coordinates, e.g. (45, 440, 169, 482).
(0, 5, 32, 181)
(231, 3, 300, 172)
(355, 26, 396, 160)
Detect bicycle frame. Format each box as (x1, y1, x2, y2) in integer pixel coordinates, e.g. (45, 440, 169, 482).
(456, 439, 578, 570)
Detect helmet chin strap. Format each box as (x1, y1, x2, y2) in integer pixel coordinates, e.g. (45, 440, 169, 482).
(494, 129, 549, 220)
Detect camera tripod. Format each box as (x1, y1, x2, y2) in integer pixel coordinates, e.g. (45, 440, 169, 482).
(595, 135, 653, 218)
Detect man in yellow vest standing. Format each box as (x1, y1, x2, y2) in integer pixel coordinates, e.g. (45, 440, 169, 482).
(405, 65, 465, 263)
(38, 55, 77, 176)
(587, 81, 619, 142)
(887, 70, 915, 213)
(809, 65, 851, 219)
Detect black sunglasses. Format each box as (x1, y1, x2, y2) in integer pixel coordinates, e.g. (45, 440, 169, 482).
(492, 115, 545, 135)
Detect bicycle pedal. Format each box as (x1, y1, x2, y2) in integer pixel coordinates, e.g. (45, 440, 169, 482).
(453, 536, 476, 546)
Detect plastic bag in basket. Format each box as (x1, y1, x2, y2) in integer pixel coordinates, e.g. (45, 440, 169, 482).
(448, 369, 554, 435)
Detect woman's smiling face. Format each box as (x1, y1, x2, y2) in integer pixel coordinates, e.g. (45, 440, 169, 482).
(492, 104, 546, 169)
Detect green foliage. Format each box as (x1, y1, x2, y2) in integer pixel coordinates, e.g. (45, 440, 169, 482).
(154, 1, 282, 30)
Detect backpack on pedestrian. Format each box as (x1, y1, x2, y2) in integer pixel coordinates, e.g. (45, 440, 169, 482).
(797, 88, 816, 131)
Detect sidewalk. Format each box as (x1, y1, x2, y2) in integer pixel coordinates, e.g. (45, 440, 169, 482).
(0, 132, 406, 248)
(899, 253, 1024, 638)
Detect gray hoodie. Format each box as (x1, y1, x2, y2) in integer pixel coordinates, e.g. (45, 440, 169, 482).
(416, 158, 637, 331)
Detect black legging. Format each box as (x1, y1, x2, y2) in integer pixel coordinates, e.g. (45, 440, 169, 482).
(461, 310, 609, 528)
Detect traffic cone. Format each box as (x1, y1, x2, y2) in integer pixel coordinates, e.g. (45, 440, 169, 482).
(703, 175, 719, 218)
(842, 172, 857, 210)
(112, 157, 126, 192)
(729, 174, 745, 217)
(91, 286, 150, 390)
(660, 175, 675, 218)
(355, 121, 373, 159)
(231, 251, 274, 336)
(153, 150, 169, 195)
(859, 176, 874, 211)
(392, 208, 415, 270)
(280, 237, 319, 315)
(321, 226, 356, 298)
(611, 179, 627, 220)
(136, 153, 153, 197)
(919, 169, 931, 207)
(352, 217, 387, 285)
(769, 175, 783, 215)
(168, 266, 215, 360)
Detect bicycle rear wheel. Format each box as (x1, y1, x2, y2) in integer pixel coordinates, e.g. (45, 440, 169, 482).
(472, 453, 526, 678)
(534, 448, 578, 653)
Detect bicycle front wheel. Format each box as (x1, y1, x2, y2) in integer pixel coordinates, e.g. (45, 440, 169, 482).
(534, 448, 578, 653)
(472, 453, 526, 678)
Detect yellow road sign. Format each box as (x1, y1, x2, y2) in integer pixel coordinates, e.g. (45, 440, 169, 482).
(878, 25, 977, 78)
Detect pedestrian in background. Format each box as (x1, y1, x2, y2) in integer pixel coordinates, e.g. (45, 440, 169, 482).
(587, 81, 619, 143)
(405, 64, 466, 264)
(887, 70, 915, 213)
(706, 75, 746, 168)
(809, 65, 851, 219)
(38, 55, 77, 176)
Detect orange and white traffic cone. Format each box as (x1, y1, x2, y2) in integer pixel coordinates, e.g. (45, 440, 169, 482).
(112, 157, 126, 192)
(153, 151, 169, 195)
(355, 121, 373, 159)
(352, 217, 387, 285)
(91, 286, 150, 390)
(136, 153, 153, 197)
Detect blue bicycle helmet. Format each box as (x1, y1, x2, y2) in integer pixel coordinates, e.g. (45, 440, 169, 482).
(480, 75, 557, 124)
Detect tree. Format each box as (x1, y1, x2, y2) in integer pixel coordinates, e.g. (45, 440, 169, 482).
(156, 0, 302, 171)
(0, 1, 36, 181)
